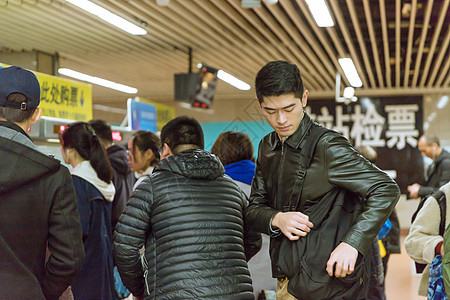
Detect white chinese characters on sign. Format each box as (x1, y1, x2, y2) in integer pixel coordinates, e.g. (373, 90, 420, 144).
(309, 104, 418, 150)
(385, 104, 419, 150)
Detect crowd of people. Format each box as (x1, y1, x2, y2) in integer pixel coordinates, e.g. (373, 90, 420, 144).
(0, 62, 449, 300)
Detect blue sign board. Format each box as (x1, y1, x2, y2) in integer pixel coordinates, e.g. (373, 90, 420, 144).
(128, 99, 157, 132)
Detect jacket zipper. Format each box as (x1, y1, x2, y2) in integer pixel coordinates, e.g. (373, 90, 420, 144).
(277, 138, 287, 210)
(141, 254, 151, 295)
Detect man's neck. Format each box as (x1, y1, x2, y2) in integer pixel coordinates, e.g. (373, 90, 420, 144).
(0, 118, 29, 132)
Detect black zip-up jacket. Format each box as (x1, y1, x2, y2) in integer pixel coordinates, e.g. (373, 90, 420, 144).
(246, 113, 400, 278)
(0, 121, 84, 299)
(108, 143, 134, 231)
(114, 149, 261, 299)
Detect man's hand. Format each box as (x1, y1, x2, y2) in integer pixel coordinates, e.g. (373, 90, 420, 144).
(407, 183, 420, 199)
(326, 242, 358, 278)
(271, 212, 314, 240)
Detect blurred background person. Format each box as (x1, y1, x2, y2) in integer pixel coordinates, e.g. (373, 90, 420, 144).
(356, 145, 401, 300)
(211, 131, 276, 298)
(88, 119, 134, 233)
(89, 119, 134, 299)
(60, 122, 117, 300)
(127, 130, 160, 190)
(407, 134, 450, 199)
(405, 181, 450, 298)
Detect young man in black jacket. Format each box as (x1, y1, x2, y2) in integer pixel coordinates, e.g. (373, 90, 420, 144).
(0, 66, 84, 299)
(246, 61, 400, 299)
(89, 119, 135, 232)
(114, 116, 261, 300)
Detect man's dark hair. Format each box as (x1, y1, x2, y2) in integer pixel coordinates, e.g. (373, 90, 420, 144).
(211, 131, 254, 166)
(0, 93, 37, 123)
(88, 119, 113, 143)
(255, 60, 304, 103)
(422, 134, 440, 147)
(160, 116, 204, 153)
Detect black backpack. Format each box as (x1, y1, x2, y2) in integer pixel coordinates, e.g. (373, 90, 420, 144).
(411, 189, 447, 273)
(277, 125, 370, 300)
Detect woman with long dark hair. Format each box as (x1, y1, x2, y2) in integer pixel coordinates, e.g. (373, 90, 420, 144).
(127, 130, 160, 190)
(60, 122, 116, 300)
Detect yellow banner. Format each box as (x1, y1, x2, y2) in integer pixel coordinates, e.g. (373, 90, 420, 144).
(0, 63, 93, 121)
(138, 97, 175, 131)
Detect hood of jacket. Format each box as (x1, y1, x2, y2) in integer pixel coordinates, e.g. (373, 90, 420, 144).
(107, 144, 131, 176)
(154, 149, 225, 180)
(71, 160, 115, 201)
(0, 136, 60, 194)
(224, 160, 256, 185)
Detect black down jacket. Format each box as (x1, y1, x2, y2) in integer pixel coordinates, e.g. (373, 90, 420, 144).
(114, 149, 261, 299)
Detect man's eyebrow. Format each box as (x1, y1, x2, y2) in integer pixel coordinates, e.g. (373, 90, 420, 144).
(263, 103, 296, 110)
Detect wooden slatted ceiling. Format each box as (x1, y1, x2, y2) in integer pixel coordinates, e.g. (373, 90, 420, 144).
(0, 0, 449, 108)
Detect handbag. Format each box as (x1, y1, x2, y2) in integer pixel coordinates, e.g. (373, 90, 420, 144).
(428, 255, 448, 300)
(277, 125, 369, 300)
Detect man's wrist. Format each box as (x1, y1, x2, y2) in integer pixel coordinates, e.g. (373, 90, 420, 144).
(269, 214, 281, 237)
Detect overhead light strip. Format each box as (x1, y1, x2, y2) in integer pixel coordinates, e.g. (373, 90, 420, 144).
(305, 0, 334, 27)
(338, 58, 363, 87)
(65, 0, 147, 35)
(58, 68, 138, 94)
(217, 70, 251, 91)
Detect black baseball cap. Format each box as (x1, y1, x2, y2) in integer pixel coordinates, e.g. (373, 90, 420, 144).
(0, 66, 40, 110)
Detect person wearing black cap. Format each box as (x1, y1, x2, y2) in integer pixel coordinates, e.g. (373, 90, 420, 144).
(0, 66, 85, 299)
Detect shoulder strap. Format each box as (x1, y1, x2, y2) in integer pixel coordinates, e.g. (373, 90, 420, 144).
(287, 125, 330, 211)
(434, 190, 447, 236)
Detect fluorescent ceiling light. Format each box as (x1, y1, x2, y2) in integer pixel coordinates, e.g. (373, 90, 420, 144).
(65, 0, 147, 35)
(217, 70, 250, 90)
(58, 68, 138, 94)
(338, 58, 363, 88)
(437, 96, 449, 109)
(305, 0, 334, 27)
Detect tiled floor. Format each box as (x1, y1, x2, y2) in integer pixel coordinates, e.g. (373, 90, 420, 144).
(385, 235, 425, 299)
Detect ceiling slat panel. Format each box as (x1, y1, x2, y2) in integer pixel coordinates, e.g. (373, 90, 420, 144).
(295, 0, 350, 87)
(226, 0, 319, 90)
(264, 4, 334, 89)
(379, 0, 392, 87)
(411, 0, 434, 87)
(395, 0, 401, 87)
(403, 0, 417, 87)
(363, 0, 384, 88)
(329, 1, 368, 88)
(279, 0, 337, 81)
(346, 0, 377, 88)
(419, 0, 450, 87)
(427, 28, 450, 87)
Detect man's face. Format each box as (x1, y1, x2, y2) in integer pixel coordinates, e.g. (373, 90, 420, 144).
(418, 137, 436, 159)
(259, 92, 308, 138)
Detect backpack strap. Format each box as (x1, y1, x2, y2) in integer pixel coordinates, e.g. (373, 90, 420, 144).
(434, 190, 446, 236)
(287, 125, 330, 212)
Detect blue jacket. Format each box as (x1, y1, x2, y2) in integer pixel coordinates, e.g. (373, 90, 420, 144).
(71, 176, 117, 300)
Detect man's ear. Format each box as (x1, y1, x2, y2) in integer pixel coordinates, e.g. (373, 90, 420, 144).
(30, 108, 41, 125)
(160, 143, 173, 159)
(301, 90, 309, 108)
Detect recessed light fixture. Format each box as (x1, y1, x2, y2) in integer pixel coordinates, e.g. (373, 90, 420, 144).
(338, 58, 363, 88)
(58, 68, 138, 94)
(65, 0, 147, 35)
(217, 70, 251, 91)
(305, 0, 334, 27)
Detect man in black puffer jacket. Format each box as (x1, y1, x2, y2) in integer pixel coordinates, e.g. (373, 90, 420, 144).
(114, 116, 261, 300)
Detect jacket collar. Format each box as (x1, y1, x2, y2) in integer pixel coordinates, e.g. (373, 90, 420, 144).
(270, 111, 314, 151)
